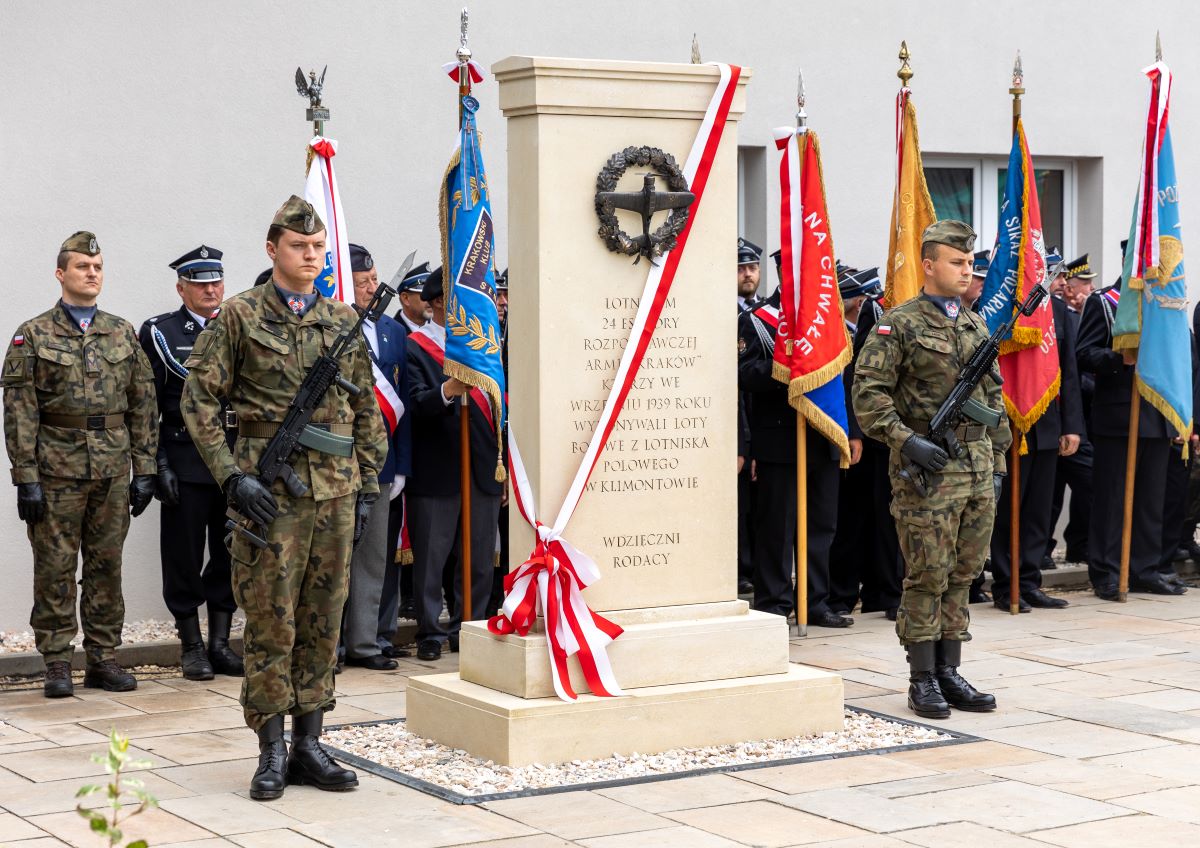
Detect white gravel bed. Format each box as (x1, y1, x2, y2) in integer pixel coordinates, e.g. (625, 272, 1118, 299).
(323, 709, 952, 797)
(0, 617, 245, 655)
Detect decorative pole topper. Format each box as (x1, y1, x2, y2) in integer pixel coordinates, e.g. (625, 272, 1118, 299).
(898, 40, 914, 87)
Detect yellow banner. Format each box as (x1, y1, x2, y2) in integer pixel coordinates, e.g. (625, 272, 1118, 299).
(883, 94, 937, 309)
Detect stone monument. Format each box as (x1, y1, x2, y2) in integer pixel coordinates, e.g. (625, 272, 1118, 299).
(406, 56, 844, 767)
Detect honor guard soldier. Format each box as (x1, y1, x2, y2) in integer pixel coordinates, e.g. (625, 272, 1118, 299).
(738, 250, 849, 629)
(138, 245, 243, 681)
(394, 261, 433, 333)
(182, 197, 388, 800)
(988, 250, 1084, 612)
(3, 231, 158, 697)
(853, 220, 1011, 719)
(736, 237, 762, 595)
(1077, 243, 1187, 599)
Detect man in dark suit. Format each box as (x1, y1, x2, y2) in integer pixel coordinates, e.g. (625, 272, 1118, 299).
(989, 253, 1085, 612)
(1076, 252, 1186, 599)
(406, 267, 504, 660)
(138, 246, 242, 680)
(736, 237, 763, 595)
(737, 251, 850, 629)
(340, 244, 412, 670)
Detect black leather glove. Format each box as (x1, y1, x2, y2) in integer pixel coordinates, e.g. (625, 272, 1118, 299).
(993, 474, 1005, 502)
(16, 482, 46, 524)
(155, 461, 180, 507)
(901, 434, 950, 473)
(129, 475, 157, 517)
(353, 491, 378, 547)
(224, 473, 279, 527)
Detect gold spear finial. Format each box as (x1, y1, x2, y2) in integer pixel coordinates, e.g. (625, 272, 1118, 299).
(1010, 51, 1024, 128)
(691, 33, 702, 64)
(1156, 30, 1163, 61)
(898, 40, 913, 87)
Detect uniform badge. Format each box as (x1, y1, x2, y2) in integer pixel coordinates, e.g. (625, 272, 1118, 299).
(88, 237, 98, 254)
(738, 336, 747, 354)
(877, 325, 892, 336)
(288, 296, 305, 315)
(184, 320, 195, 332)
(79, 317, 91, 332)
(12, 334, 23, 346)
(304, 213, 315, 234)
(945, 301, 960, 319)
(200, 246, 209, 259)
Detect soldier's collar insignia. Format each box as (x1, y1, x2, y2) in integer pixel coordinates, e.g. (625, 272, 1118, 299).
(945, 300, 960, 318)
(184, 320, 195, 332)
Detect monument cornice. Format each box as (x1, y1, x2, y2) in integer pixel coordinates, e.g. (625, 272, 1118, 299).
(493, 56, 751, 120)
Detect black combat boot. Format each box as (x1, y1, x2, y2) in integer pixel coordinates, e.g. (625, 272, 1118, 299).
(177, 615, 214, 681)
(906, 641, 950, 719)
(82, 659, 137, 692)
(249, 715, 287, 801)
(287, 710, 358, 791)
(43, 660, 74, 698)
(206, 610, 244, 677)
(935, 640, 997, 712)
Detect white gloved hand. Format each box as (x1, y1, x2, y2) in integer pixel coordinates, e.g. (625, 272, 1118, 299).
(390, 475, 406, 501)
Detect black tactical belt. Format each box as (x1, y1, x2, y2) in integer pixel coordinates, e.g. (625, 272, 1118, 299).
(41, 413, 123, 431)
(908, 421, 987, 442)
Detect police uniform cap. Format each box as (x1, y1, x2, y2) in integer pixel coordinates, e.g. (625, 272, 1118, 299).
(841, 267, 882, 299)
(1044, 246, 1065, 278)
(836, 263, 860, 288)
(421, 266, 444, 302)
(769, 247, 782, 269)
(170, 244, 224, 282)
(271, 195, 325, 235)
(737, 237, 763, 266)
(398, 261, 431, 294)
(921, 219, 976, 253)
(495, 267, 509, 291)
(972, 250, 991, 278)
(1064, 253, 1097, 280)
(348, 243, 374, 273)
(61, 231, 101, 256)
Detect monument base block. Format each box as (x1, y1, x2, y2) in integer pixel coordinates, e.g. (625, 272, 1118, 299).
(406, 665, 844, 767)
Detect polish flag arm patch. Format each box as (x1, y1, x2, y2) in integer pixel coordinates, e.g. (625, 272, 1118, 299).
(12, 334, 24, 346)
(877, 325, 892, 336)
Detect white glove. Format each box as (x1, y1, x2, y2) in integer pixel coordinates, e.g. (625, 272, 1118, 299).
(389, 475, 406, 501)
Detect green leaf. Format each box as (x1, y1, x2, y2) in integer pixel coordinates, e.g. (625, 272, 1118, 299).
(76, 784, 101, 797)
(90, 815, 108, 832)
(109, 825, 122, 843)
(126, 841, 149, 848)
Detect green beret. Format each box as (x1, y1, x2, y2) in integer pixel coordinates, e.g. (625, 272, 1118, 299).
(60, 231, 100, 255)
(921, 219, 976, 254)
(271, 195, 325, 236)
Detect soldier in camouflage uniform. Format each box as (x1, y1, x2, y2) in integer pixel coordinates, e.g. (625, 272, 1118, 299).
(182, 197, 386, 801)
(2, 231, 158, 698)
(852, 220, 1011, 719)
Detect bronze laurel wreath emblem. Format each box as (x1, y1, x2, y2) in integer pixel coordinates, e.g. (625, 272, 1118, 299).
(595, 146, 691, 260)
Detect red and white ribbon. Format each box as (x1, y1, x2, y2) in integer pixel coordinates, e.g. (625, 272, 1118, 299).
(488, 63, 742, 701)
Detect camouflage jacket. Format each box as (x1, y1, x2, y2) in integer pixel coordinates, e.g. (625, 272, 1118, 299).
(852, 295, 1011, 474)
(2, 303, 157, 483)
(180, 283, 386, 500)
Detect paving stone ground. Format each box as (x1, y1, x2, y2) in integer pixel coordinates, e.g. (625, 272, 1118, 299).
(2, 589, 1199, 847)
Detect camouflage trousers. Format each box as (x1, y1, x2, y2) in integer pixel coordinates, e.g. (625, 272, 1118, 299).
(229, 490, 354, 731)
(28, 475, 129, 664)
(890, 470, 994, 646)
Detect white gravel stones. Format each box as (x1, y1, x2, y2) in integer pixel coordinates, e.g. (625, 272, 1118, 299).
(323, 709, 951, 797)
(0, 617, 245, 654)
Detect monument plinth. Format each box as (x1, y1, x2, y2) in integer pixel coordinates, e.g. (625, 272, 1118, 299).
(406, 56, 844, 767)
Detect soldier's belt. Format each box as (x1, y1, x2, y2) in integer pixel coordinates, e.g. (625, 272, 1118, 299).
(41, 413, 124, 431)
(164, 410, 237, 430)
(238, 420, 355, 458)
(908, 421, 987, 442)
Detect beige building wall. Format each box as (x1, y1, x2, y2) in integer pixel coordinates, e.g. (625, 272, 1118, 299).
(0, 0, 1196, 630)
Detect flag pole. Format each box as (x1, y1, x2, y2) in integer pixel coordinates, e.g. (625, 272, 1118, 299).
(299, 66, 329, 177)
(456, 8, 475, 622)
(1007, 52, 1024, 616)
(794, 68, 809, 638)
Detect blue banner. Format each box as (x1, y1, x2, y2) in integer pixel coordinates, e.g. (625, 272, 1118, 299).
(440, 94, 507, 444)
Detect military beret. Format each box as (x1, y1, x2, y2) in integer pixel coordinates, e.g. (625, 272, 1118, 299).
(495, 267, 509, 291)
(349, 243, 374, 273)
(170, 244, 223, 282)
(972, 250, 991, 278)
(254, 268, 273, 287)
(921, 219, 976, 253)
(398, 261, 431, 294)
(61, 231, 100, 255)
(421, 266, 444, 302)
(737, 237, 762, 266)
(271, 195, 325, 235)
(1064, 253, 1097, 280)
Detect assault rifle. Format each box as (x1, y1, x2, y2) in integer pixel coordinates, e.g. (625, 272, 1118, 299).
(227, 252, 415, 547)
(900, 278, 1050, 497)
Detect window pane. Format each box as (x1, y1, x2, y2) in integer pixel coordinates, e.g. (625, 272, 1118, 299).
(997, 168, 1064, 252)
(924, 167, 973, 224)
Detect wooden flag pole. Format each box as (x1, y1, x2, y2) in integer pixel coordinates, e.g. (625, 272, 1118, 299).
(456, 9, 474, 623)
(796, 415, 808, 637)
(1007, 53, 1025, 615)
(1118, 376, 1140, 602)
